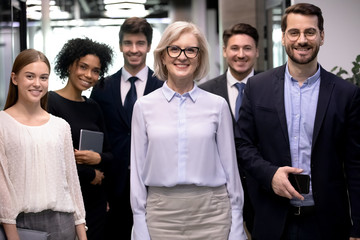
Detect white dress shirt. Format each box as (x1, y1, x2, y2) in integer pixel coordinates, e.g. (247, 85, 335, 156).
(0, 111, 86, 225)
(227, 68, 254, 117)
(121, 66, 149, 105)
(130, 82, 246, 240)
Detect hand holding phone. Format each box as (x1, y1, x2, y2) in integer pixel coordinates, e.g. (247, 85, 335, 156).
(288, 174, 310, 194)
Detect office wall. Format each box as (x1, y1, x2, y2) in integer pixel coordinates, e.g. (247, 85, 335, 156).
(218, 0, 266, 72)
(293, 0, 360, 76)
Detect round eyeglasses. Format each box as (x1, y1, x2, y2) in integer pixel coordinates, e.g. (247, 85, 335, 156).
(285, 28, 319, 41)
(166, 46, 200, 59)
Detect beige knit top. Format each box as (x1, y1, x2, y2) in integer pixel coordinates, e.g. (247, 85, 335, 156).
(0, 111, 85, 225)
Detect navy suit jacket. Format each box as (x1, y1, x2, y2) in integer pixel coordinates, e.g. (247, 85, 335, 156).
(90, 68, 163, 197)
(199, 70, 259, 133)
(199, 73, 233, 117)
(236, 64, 360, 239)
(199, 71, 259, 233)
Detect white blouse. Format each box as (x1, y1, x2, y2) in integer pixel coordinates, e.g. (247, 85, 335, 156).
(130, 82, 246, 240)
(0, 111, 86, 225)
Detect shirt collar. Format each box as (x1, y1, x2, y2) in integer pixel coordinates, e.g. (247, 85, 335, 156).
(162, 81, 199, 103)
(122, 66, 148, 82)
(285, 63, 321, 86)
(227, 68, 254, 87)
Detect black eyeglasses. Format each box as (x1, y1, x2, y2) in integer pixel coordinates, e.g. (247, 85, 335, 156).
(166, 45, 200, 59)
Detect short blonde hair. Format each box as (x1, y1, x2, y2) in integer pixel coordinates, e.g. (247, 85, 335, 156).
(153, 21, 210, 81)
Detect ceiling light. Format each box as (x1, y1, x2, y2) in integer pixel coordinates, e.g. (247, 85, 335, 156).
(103, 0, 146, 4)
(26, 0, 55, 6)
(105, 3, 145, 10)
(105, 8, 149, 18)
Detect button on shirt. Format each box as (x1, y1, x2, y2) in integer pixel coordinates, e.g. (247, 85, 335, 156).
(130, 82, 245, 240)
(284, 64, 321, 207)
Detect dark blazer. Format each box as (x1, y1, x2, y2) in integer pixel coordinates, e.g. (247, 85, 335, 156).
(199, 73, 232, 115)
(199, 70, 258, 233)
(199, 70, 259, 133)
(236, 64, 360, 239)
(90, 68, 163, 197)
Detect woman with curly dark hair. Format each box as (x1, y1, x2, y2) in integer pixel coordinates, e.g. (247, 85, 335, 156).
(47, 37, 114, 240)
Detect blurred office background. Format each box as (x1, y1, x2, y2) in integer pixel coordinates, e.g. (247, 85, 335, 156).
(1, 0, 359, 109)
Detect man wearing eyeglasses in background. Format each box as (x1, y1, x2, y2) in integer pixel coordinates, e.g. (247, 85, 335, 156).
(90, 17, 163, 239)
(235, 3, 360, 240)
(199, 22, 259, 237)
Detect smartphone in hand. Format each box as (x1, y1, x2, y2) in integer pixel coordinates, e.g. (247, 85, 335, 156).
(288, 174, 310, 194)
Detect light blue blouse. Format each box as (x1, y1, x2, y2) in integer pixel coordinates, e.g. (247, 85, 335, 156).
(130, 81, 245, 240)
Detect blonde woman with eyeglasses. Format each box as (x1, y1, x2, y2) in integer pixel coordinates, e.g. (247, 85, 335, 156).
(130, 21, 246, 240)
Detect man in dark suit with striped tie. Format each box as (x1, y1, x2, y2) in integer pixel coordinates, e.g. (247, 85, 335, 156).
(199, 23, 259, 237)
(91, 17, 163, 239)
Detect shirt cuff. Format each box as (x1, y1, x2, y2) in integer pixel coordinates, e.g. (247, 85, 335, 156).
(75, 218, 86, 225)
(132, 214, 151, 240)
(228, 209, 247, 240)
(0, 218, 16, 225)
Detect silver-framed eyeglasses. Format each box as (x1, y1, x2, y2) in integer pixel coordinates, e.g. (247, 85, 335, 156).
(166, 45, 200, 59)
(285, 28, 319, 41)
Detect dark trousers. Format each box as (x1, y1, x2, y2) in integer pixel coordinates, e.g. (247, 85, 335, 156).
(104, 173, 133, 240)
(281, 210, 321, 240)
(241, 175, 254, 234)
(85, 200, 107, 240)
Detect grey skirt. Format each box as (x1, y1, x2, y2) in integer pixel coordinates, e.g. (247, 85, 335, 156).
(16, 210, 76, 240)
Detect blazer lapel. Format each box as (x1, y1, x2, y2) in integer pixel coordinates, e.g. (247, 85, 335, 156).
(206, 73, 231, 117)
(273, 66, 290, 146)
(111, 69, 131, 128)
(216, 74, 236, 122)
(217, 74, 231, 104)
(143, 69, 161, 95)
(312, 68, 335, 147)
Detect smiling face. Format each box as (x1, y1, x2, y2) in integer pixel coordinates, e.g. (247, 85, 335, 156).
(68, 54, 101, 91)
(223, 34, 259, 80)
(120, 33, 151, 74)
(162, 31, 199, 83)
(282, 13, 324, 66)
(11, 60, 49, 105)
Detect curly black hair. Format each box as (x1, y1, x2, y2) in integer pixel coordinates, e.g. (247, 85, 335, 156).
(54, 37, 114, 80)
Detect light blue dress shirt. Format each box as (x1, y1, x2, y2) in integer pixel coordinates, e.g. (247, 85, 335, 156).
(284, 64, 321, 207)
(130, 82, 245, 240)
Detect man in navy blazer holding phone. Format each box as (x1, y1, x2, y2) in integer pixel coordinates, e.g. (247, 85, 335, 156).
(91, 17, 163, 239)
(236, 3, 360, 240)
